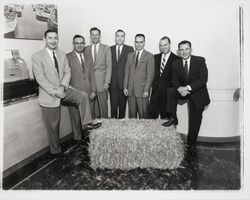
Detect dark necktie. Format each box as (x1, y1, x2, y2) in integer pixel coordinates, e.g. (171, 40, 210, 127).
(135, 51, 140, 68)
(94, 45, 97, 62)
(117, 46, 121, 62)
(80, 54, 85, 73)
(184, 60, 188, 77)
(53, 51, 59, 74)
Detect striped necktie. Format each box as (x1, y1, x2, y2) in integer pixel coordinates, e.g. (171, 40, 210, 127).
(160, 54, 166, 76)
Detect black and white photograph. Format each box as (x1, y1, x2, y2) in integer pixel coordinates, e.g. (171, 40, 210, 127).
(0, 0, 250, 200)
(4, 3, 57, 40)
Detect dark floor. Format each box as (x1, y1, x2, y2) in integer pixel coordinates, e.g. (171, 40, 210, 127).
(3, 137, 241, 190)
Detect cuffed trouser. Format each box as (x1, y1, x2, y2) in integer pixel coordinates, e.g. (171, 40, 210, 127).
(166, 87, 204, 147)
(109, 87, 127, 119)
(128, 92, 149, 119)
(94, 90, 108, 118)
(42, 88, 93, 154)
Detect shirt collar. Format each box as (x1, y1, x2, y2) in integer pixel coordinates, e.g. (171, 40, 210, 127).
(136, 49, 144, 54)
(46, 47, 56, 54)
(116, 44, 123, 49)
(162, 51, 171, 58)
(92, 43, 100, 48)
(183, 56, 191, 65)
(74, 51, 84, 62)
(74, 50, 83, 56)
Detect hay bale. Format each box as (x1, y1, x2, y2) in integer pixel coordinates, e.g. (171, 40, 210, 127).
(89, 119, 185, 170)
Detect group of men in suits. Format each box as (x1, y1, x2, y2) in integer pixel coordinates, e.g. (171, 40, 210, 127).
(32, 30, 102, 157)
(32, 28, 210, 157)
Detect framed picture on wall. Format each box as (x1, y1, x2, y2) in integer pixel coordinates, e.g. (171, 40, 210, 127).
(4, 4, 57, 40)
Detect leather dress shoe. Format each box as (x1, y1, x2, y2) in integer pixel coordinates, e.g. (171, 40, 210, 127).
(74, 140, 82, 147)
(162, 118, 178, 127)
(187, 145, 197, 156)
(50, 152, 64, 159)
(86, 122, 102, 130)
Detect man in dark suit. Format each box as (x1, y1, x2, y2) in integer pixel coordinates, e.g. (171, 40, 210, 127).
(66, 35, 99, 145)
(124, 34, 155, 119)
(162, 40, 210, 155)
(110, 29, 134, 118)
(149, 36, 179, 119)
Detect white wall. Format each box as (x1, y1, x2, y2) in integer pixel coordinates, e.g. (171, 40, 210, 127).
(58, 0, 240, 90)
(1, 0, 242, 138)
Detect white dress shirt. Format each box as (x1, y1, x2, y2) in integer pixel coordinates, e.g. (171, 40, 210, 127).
(91, 43, 100, 61)
(74, 51, 85, 63)
(135, 49, 144, 60)
(46, 48, 57, 64)
(116, 45, 123, 60)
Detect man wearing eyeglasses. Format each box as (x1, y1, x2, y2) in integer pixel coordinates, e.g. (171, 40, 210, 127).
(32, 30, 101, 157)
(66, 34, 101, 146)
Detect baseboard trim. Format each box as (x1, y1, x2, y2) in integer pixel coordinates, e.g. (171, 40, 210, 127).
(178, 132, 241, 143)
(2, 133, 73, 179)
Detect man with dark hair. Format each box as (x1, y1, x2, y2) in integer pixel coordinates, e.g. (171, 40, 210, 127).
(85, 27, 112, 118)
(124, 34, 155, 119)
(162, 40, 210, 155)
(90, 27, 101, 35)
(44, 29, 57, 38)
(149, 36, 179, 119)
(110, 29, 134, 118)
(66, 34, 99, 146)
(32, 30, 101, 157)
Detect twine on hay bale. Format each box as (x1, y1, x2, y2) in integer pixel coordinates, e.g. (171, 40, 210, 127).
(89, 119, 185, 170)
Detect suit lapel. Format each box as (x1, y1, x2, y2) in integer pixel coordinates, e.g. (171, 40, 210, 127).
(155, 54, 161, 76)
(136, 50, 146, 71)
(111, 46, 118, 64)
(164, 53, 172, 68)
(72, 51, 83, 72)
(55, 49, 65, 79)
(118, 45, 126, 63)
(131, 51, 136, 70)
(95, 44, 104, 65)
(85, 46, 94, 66)
(188, 56, 195, 81)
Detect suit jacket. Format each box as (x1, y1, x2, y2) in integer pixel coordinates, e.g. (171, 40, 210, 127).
(152, 52, 179, 94)
(172, 55, 210, 109)
(110, 44, 134, 89)
(124, 50, 155, 98)
(85, 44, 112, 92)
(32, 48, 71, 107)
(66, 51, 96, 96)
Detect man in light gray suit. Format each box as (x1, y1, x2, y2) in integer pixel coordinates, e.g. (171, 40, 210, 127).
(32, 30, 101, 157)
(124, 34, 155, 119)
(66, 34, 97, 145)
(85, 27, 112, 118)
